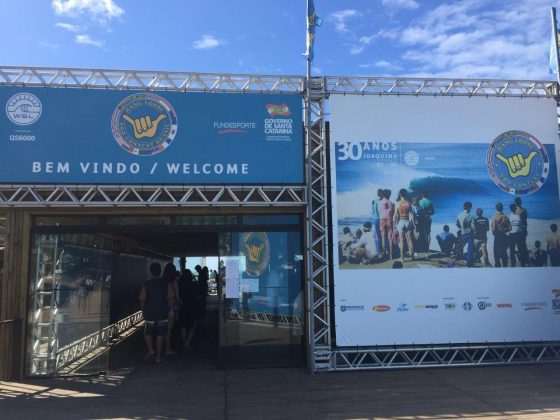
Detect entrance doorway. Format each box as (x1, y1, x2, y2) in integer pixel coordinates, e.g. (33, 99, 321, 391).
(25, 213, 305, 377)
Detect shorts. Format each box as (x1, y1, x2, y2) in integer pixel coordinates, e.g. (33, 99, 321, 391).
(474, 239, 487, 249)
(380, 218, 393, 234)
(397, 219, 411, 232)
(144, 319, 168, 337)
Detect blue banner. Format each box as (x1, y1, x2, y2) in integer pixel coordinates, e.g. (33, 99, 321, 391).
(0, 87, 303, 184)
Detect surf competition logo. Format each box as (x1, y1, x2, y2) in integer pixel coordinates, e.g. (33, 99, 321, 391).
(241, 232, 270, 277)
(487, 130, 548, 195)
(6, 92, 42, 125)
(111, 93, 177, 156)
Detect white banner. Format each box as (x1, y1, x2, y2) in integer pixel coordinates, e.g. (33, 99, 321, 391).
(330, 95, 560, 346)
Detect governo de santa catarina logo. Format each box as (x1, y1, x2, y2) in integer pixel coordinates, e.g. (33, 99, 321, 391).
(111, 93, 177, 156)
(487, 130, 548, 195)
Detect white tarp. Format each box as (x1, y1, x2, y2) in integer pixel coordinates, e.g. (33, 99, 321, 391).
(330, 94, 560, 346)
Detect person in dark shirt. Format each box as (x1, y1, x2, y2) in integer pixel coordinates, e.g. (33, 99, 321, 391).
(529, 241, 548, 267)
(474, 208, 490, 267)
(139, 262, 172, 363)
(436, 225, 456, 256)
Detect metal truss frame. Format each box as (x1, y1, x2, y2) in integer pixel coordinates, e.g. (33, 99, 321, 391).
(2, 67, 559, 374)
(0, 185, 306, 207)
(228, 309, 303, 328)
(0, 66, 304, 93)
(323, 76, 557, 97)
(332, 342, 560, 370)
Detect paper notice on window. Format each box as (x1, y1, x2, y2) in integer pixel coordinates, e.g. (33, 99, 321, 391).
(240, 277, 259, 293)
(225, 259, 240, 298)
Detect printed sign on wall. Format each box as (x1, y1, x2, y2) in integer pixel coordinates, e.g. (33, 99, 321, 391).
(1, 87, 303, 184)
(330, 94, 560, 346)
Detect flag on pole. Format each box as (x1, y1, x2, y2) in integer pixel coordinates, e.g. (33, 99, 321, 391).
(549, 7, 560, 74)
(305, 0, 321, 62)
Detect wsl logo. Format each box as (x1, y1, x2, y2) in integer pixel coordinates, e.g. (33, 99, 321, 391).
(6, 93, 42, 125)
(241, 232, 270, 277)
(487, 130, 548, 195)
(111, 93, 177, 156)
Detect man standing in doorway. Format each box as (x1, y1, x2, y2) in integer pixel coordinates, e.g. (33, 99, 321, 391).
(139, 262, 173, 363)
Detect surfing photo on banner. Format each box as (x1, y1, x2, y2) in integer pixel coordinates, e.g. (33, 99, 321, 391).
(335, 133, 560, 270)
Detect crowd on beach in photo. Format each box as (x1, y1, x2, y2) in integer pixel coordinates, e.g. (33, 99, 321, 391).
(339, 188, 560, 268)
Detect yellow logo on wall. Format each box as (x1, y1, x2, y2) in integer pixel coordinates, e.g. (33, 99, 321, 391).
(241, 232, 270, 277)
(111, 93, 178, 156)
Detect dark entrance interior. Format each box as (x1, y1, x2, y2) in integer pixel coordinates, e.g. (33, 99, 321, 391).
(26, 214, 305, 377)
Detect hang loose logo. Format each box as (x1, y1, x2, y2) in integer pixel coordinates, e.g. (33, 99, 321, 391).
(111, 93, 178, 156)
(487, 130, 548, 196)
(123, 114, 167, 139)
(496, 151, 537, 178)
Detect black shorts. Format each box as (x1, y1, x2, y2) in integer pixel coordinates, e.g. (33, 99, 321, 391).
(144, 319, 168, 337)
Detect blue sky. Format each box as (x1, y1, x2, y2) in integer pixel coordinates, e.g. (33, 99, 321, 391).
(0, 0, 558, 80)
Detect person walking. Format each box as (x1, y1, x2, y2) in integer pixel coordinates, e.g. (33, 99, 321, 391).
(139, 262, 173, 363)
(177, 269, 198, 350)
(161, 263, 180, 355)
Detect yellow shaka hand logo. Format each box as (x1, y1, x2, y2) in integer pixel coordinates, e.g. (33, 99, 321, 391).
(496, 151, 537, 178)
(123, 114, 167, 139)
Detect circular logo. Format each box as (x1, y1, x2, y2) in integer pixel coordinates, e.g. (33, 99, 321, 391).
(6, 92, 42, 125)
(111, 93, 177, 156)
(487, 130, 548, 195)
(463, 301, 473, 311)
(341, 305, 347, 312)
(404, 150, 419, 166)
(241, 232, 270, 277)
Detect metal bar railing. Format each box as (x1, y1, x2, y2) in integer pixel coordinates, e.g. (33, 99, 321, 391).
(54, 311, 143, 371)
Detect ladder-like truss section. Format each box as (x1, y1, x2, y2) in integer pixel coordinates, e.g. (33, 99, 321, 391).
(0, 185, 306, 207)
(228, 309, 303, 327)
(324, 76, 557, 97)
(333, 343, 560, 370)
(0, 66, 304, 93)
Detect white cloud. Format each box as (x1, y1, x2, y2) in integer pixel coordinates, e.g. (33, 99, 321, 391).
(75, 34, 105, 48)
(52, 0, 124, 22)
(349, 46, 365, 55)
(193, 35, 223, 50)
(38, 41, 61, 50)
(398, 0, 553, 79)
(329, 9, 361, 33)
(381, 0, 419, 10)
(55, 22, 80, 32)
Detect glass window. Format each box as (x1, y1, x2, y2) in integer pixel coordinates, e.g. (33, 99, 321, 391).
(218, 230, 305, 368)
(174, 215, 237, 226)
(34, 216, 105, 226)
(241, 214, 300, 225)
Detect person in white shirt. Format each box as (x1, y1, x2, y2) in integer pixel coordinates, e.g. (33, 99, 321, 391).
(350, 222, 378, 264)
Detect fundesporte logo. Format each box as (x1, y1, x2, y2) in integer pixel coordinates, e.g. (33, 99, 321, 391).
(6, 92, 42, 125)
(487, 130, 548, 195)
(111, 93, 177, 156)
